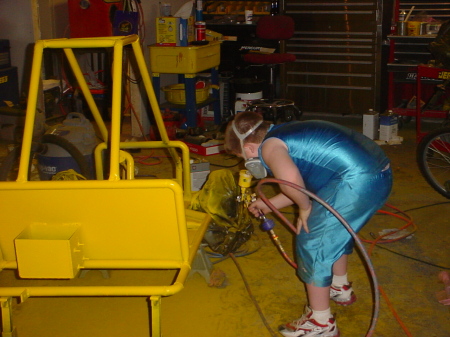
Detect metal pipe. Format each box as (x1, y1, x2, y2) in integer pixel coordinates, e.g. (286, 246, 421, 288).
(63, 48, 108, 142)
(82, 259, 184, 269)
(17, 41, 44, 182)
(0, 283, 185, 297)
(130, 40, 191, 199)
(108, 40, 125, 181)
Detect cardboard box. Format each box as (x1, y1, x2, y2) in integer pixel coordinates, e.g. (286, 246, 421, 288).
(184, 140, 225, 156)
(156, 16, 194, 46)
(363, 110, 379, 140)
(190, 161, 210, 191)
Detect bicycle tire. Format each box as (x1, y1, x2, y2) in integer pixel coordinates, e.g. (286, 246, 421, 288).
(416, 126, 450, 198)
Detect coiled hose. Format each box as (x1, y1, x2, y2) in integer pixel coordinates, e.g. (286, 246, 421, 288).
(256, 177, 379, 337)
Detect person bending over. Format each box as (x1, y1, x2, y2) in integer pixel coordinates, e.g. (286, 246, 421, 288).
(224, 111, 392, 337)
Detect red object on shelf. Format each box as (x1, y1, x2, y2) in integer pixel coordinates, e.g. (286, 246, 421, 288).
(415, 66, 449, 142)
(68, 0, 122, 38)
(391, 65, 450, 143)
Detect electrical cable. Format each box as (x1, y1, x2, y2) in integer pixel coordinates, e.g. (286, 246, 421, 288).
(231, 178, 447, 336)
(133, 149, 172, 166)
(360, 204, 417, 256)
(390, 201, 450, 213)
(229, 253, 279, 337)
(209, 155, 244, 168)
(256, 179, 420, 336)
(205, 235, 263, 263)
(123, 72, 148, 140)
(368, 239, 450, 270)
(209, 159, 244, 168)
(255, 178, 380, 337)
(274, 200, 450, 276)
(135, 0, 146, 43)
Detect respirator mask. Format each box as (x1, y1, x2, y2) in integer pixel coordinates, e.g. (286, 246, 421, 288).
(232, 120, 268, 179)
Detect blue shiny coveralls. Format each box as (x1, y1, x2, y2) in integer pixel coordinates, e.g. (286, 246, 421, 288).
(258, 120, 393, 287)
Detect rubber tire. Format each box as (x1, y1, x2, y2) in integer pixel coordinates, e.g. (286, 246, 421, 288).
(0, 135, 91, 181)
(40, 134, 91, 179)
(0, 146, 25, 181)
(276, 105, 303, 124)
(416, 126, 450, 198)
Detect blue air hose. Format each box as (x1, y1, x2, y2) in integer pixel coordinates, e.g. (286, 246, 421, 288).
(256, 177, 379, 337)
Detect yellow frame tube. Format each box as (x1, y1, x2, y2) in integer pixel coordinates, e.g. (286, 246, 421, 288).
(15, 35, 192, 199)
(0, 279, 186, 297)
(16, 41, 44, 182)
(63, 48, 108, 142)
(119, 150, 135, 180)
(94, 140, 191, 200)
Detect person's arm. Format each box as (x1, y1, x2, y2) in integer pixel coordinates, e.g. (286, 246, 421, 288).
(254, 138, 312, 233)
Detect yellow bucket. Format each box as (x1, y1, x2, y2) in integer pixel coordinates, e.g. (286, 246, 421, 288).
(162, 83, 210, 105)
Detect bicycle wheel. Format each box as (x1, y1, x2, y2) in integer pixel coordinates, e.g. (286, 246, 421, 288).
(416, 126, 450, 198)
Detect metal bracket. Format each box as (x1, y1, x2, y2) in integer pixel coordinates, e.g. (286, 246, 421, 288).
(1, 297, 16, 337)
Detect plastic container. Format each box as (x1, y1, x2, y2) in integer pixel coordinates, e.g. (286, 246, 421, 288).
(162, 83, 209, 104)
(37, 113, 100, 180)
(149, 41, 221, 74)
(397, 21, 408, 36)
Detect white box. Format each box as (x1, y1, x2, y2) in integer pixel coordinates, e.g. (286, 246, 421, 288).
(184, 140, 225, 156)
(363, 111, 379, 140)
(379, 114, 398, 141)
(191, 161, 210, 191)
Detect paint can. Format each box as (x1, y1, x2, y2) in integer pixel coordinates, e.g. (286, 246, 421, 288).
(419, 22, 428, 35)
(397, 21, 408, 36)
(195, 21, 206, 41)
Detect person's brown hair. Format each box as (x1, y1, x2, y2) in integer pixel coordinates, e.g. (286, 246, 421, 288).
(224, 111, 271, 156)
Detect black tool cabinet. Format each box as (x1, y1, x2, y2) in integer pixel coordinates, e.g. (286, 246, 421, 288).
(387, 1, 450, 125)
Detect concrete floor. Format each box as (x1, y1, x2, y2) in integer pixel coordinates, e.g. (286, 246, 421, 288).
(1, 113, 449, 336)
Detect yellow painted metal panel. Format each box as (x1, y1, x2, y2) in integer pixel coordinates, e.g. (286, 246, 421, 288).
(0, 180, 187, 264)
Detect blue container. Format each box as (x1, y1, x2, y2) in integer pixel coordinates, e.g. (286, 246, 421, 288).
(37, 113, 100, 180)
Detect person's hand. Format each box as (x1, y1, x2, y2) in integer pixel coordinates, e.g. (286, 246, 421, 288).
(248, 198, 271, 217)
(296, 201, 312, 234)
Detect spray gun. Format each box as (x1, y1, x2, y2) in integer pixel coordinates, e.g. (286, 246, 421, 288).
(237, 169, 255, 207)
(237, 170, 298, 268)
(215, 170, 256, 256)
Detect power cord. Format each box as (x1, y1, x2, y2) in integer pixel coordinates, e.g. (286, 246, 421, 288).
(229, 253, 279, 337)
(280, 202, 450, 270)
